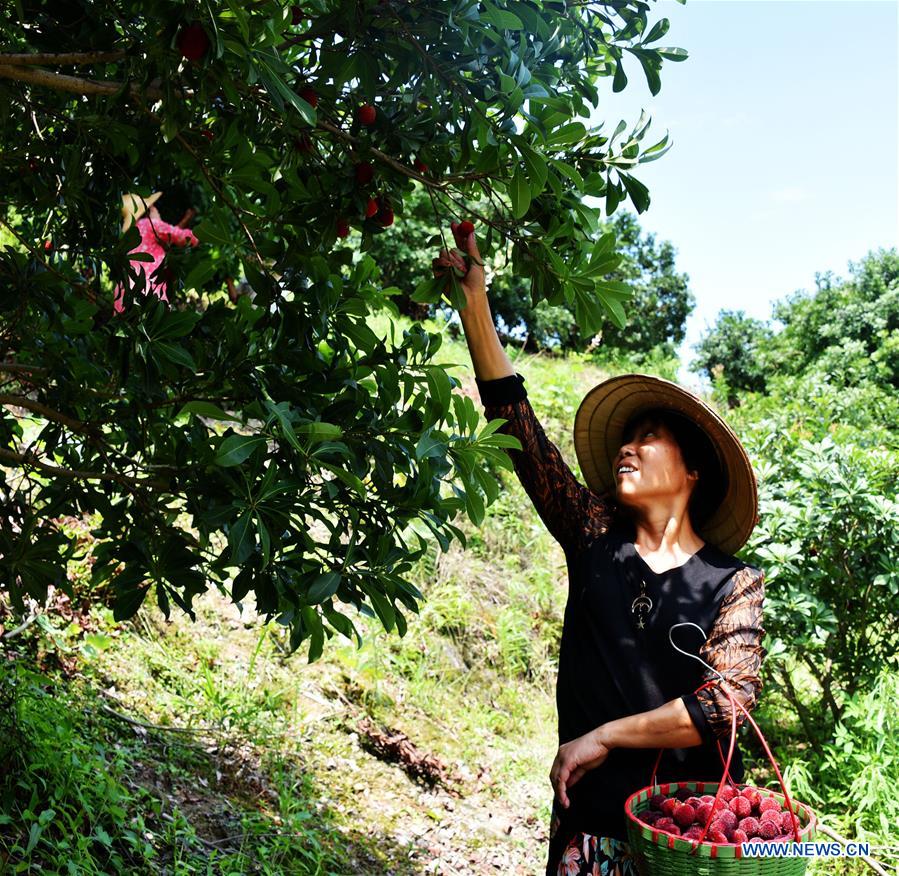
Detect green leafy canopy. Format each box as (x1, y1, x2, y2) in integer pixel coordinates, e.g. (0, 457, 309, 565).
(0, 0, 686, 659)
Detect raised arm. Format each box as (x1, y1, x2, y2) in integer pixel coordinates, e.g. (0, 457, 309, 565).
(434, 223, 612, 556)
(681, 566, 767, 742)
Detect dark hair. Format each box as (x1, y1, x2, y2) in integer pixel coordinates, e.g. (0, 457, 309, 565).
(619, 407, 728, 529)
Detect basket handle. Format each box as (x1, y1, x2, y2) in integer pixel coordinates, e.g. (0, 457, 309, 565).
(647, 679, 803, 849)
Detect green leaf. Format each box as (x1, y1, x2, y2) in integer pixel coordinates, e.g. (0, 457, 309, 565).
(619, 173, 651, 213)
(154, 342, 197, 372)
(297, 421, 343, 443)
(215, 435, 265, 467)
(229, 510, 255, 565)
(509, 167, 532, 219)
(481, 3, 524, 30)
(415, 430, 447, 460)
(613, 58, 627, 93)
(548, 158, 584, 190)
(643, 17, 670, 44)
(658, 47, 689, 61)
(425, 366, 452, 416)
(368, 587, 395, 632)
(514, 138, 549, 197)
(177, 401, 243, 422)
(308, 572, 341, 603)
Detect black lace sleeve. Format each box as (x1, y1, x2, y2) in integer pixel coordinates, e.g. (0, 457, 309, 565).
(475, 373, 613, 557)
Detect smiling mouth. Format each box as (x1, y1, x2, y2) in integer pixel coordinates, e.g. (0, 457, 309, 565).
(616, 465, 637, 477)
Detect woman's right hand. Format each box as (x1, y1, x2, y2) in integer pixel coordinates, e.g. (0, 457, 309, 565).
(432, 221, 487, 307)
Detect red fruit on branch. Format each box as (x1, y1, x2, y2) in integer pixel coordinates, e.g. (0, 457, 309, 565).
(177, 22, 209, 62)
(365, 198, 379, 218)
(357, 104, 377, 126)
(376, 204, 394, 227)
(336, 218, 350, 238)
(354, 163, 374, 185)
(299, 87, 318, 109)
(413, 158, 428, 173)
(200, 130, 214, 142)
(457, 219, 475, 238)
(294, 134, 314, 154)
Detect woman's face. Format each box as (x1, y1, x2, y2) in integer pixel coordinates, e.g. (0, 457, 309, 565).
(613, 416, 697, 510)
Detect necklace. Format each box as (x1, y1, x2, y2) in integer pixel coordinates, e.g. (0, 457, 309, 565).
(631, 578, 653, 629)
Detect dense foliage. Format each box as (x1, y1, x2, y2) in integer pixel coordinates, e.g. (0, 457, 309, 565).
(485, 210, 694, 354)
(0, 0, 687, 656)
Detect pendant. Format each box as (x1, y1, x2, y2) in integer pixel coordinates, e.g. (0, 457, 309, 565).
(631, 594, 653, 614)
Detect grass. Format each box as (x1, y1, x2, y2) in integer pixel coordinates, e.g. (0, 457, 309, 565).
(1, 312, 894, 874)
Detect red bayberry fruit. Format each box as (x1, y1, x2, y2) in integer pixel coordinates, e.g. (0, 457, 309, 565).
(718, 785, 738, 803)
(336, 218, 350, 238)
(780, 811, 799, 833)
(674, 788, 693, 802)
(414, 158, 428, 173)
(685, 797, 702, 808)
(660, 798, 678, 818)
(695, 803, 714, 825)
(716, 810, 737, 832)
(758, 797, 781, 814)
(683, 825, 704, 841)
(43, 239, 53, 252)
(649, 794, 666, 810)
(354, 162, 374, 185)
(700, 795, 716, 805)
(673, 803, 696, 828)
(654, 817, 677, 833)
(357, 103, 376, 126)
(708, 827, 729, 844)
(376, 205, 394, 227)
(732, 829, 749, 845)
(177, 22, 209, 62)
(773, 834, 794, 843)
(299, 87, 318, 108)
(758, 820, 779, 840)
(457, 220, 475, 238)
(738, 816, 760, 838)
(640, 810, 662, 826)
(365, 197, 379, 218)
(740, 787, 762, 810)
(760, 809, 781, 824)
(291, 5, 303, 24)
(729, 796, 751, 818)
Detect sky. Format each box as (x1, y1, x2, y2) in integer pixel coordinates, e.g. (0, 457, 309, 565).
(585, 0, 898, 382)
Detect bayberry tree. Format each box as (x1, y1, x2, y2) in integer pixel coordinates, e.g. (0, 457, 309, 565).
(0, 0, 685, 658)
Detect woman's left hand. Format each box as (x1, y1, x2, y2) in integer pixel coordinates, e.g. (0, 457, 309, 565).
(549, 727, 613, 809)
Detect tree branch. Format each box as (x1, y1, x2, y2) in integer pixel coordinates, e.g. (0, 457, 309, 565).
(0, 63, 165, 101)
(0, 363, 49, 376)
(0, 51, 127, 66)
(0, 446, 170, 491)
(0, 393, 89, 433)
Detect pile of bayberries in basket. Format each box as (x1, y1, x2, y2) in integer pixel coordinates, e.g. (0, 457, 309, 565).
(639, 785, 801, 844)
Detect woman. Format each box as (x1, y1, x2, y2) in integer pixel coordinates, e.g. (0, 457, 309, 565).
(434, 224, 766, 876)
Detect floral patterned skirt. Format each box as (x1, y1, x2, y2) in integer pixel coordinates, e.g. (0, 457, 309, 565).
(546, 800, 640, 876)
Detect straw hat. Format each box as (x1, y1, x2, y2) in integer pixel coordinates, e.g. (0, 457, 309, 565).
(573, 373, 758, 556)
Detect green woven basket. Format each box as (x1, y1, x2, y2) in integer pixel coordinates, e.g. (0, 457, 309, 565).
(625, 782, 818, 876)
(622, 680, 818, 875)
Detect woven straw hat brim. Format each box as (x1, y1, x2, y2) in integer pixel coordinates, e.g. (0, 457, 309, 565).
(573, 374, 758, 556)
